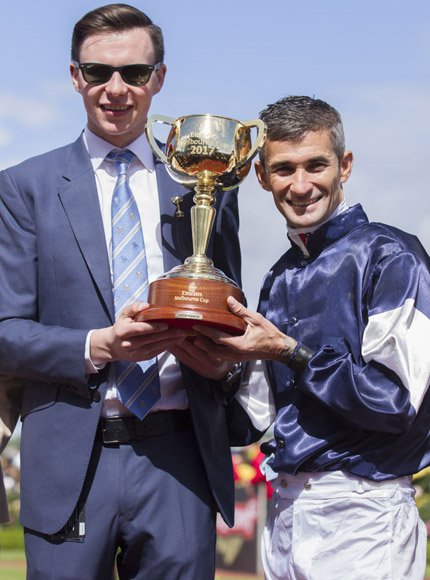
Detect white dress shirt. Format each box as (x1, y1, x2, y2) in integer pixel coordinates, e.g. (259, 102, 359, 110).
(83, 128, 188, 416)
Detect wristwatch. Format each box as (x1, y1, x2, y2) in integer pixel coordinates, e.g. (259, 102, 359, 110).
(286, 341, 314, 373)
(220, 362, 242, 391)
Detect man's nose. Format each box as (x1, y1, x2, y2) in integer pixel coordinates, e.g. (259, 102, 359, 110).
(105, 71, 128, 95)
(289, 170, 312, 195)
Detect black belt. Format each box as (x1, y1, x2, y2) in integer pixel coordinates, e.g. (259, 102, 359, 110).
(98, 410, 192, 445)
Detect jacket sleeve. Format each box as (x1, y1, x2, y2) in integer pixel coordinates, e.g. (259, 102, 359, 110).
(0, 168, 90, 396)
(298, 249, 430, 434)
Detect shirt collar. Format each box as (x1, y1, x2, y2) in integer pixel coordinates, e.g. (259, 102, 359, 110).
(288, 203, 369, 259)
(83, 127, 156, 172)
(287, 199, 349, 258)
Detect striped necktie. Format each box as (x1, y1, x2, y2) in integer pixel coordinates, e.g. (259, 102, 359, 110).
(108, 149, 160, 419)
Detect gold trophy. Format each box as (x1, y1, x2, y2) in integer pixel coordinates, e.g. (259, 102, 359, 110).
(136, 114, 266, 334)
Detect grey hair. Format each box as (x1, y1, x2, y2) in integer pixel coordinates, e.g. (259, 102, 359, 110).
(259, 95, 345, 163)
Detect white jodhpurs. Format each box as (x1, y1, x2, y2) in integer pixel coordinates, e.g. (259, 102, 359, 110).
(261, 470, 426, 580)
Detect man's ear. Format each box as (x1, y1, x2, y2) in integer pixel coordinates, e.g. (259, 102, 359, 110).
(340, 150, 353, 184)
(152, 63, 167, 96)
(254, 159, 272, 192)
(70, 63, 81, 93)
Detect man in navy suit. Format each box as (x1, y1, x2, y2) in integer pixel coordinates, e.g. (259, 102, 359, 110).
(0, 4, 263, 578)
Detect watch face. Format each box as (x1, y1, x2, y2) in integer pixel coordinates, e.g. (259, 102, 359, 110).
(223, 363, 242, 388)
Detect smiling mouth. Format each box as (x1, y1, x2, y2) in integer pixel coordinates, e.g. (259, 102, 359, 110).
(288, 196, 322, 208)
(101, 104, 132, 112)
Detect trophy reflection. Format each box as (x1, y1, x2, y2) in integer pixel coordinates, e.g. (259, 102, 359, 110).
(136, 114, 266, 334)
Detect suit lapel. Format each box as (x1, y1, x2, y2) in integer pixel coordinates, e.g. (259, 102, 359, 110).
(56, 141, 195, 322)
(58, 138, 115, 321)
(155, 158, 195, 273)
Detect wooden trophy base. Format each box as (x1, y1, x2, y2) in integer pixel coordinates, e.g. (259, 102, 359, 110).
(135, 276, 246, 335)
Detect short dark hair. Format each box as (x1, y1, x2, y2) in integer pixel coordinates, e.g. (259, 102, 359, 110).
(259, 95, 345, 163)
(71, 3, 164, 63)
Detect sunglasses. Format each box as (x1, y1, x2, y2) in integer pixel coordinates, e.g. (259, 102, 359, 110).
(74, 62, 162, 86)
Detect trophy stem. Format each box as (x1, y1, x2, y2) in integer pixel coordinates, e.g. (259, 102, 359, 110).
(191, 171, 217, 258)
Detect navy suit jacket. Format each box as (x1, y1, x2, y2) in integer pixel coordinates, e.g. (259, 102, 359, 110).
(0, 135, 254, 534)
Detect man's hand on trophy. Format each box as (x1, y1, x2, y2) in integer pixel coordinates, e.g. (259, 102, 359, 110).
(192, 297, 298, 363)
(169, 338, 234, 380)
(90, 302, 188, 364)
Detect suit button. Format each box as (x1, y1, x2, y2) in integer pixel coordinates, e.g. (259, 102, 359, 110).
(277, 439, 284, 449)
(92, 391, 101, 402)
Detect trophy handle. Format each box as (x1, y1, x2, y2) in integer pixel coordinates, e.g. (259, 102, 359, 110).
(145, 114, 177, 164)
(238, 119, 266, 167)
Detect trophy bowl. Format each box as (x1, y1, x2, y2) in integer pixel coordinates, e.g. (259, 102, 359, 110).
(135, 114, 266, 334)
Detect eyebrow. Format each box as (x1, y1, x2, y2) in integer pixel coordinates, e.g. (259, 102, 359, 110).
(307, 155, 331, 165)
(269, 155, 331, 171)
